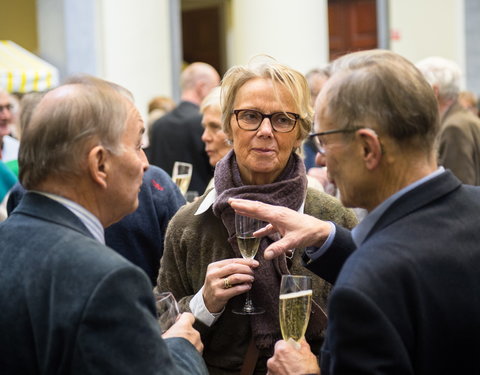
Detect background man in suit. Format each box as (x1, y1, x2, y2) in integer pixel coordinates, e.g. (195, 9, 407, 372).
(416, 56, 480, 185)
(147, 62, 220, 193)
(230, 50, 480, 374)
(0, 78, 207, 374)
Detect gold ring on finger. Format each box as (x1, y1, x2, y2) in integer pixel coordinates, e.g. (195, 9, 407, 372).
(224, 277, 232, 289)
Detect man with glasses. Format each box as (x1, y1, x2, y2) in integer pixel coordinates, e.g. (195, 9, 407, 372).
(229, 50, 480, 374)
(0, 88, 19, 165)
(0, 88, 19, 221)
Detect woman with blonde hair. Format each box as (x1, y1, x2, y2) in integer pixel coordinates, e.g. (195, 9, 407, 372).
(156, 57, 357, 374)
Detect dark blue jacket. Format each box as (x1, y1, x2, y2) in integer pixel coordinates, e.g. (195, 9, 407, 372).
(306, 171, 480, 374)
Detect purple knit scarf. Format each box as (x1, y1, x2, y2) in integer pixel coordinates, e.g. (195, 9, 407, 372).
(212, 150, 320, 350)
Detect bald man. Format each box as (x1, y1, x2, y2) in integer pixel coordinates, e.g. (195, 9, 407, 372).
(0, 77, 207, 374)
(148, 62, 220, 193)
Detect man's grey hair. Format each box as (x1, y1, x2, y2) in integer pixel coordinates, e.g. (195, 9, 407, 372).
(324, 49, 439, 155)
(19, 76, 132, 189)
(416, 56, 461, 102)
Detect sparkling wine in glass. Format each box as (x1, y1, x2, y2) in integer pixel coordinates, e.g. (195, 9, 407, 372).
(232, 213, 265, 315)
(279, 275, 312, 347)
(172, 161, 192, 195)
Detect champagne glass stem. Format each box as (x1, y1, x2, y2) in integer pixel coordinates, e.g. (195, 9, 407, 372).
(244, 290, 254, 313)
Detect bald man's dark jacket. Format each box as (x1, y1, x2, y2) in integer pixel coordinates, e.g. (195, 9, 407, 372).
(0, 192, 207, 374)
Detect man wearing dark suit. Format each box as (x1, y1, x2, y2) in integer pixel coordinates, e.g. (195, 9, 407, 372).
(147, 62, 220, 193)
(417, 56, 480, 185)
(6, 164, 186, 286)
(0, 77, 208, 374)
(229, 50, 480, 374)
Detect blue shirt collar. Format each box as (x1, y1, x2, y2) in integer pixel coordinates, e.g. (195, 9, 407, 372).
(34, 191, 105, 244)
(351, 167, 445, 247)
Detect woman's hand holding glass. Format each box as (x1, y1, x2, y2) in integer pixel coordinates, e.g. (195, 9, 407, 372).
(202, 258, 259, 313)
(232, 213, 265, 315)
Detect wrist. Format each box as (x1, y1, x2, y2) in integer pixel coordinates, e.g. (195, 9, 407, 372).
(313, 220, 332, 247)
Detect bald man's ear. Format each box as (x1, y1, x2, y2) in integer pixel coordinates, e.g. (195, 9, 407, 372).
(357, 128, 382, 170)
(87, 145, 109, 189)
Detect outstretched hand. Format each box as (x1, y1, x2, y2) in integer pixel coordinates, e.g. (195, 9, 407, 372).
(228, 198, 332, 260)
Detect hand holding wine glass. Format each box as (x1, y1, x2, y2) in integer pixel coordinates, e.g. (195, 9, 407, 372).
(279, 275, 312, 348)
(161, 312, 204, 353)
(232, 213, 265, 315)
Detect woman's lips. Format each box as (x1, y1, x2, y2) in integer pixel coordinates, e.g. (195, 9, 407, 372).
(252, 147, 275, 153)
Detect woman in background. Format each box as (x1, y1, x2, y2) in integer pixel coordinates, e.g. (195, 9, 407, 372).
(200, 87, 232, 192)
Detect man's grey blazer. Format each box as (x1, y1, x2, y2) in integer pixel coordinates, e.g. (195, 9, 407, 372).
(0, 192, 207, 374)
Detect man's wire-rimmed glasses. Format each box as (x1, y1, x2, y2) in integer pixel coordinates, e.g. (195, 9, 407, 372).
(232, 109, 299, 133)
(309, 127, 365, 155)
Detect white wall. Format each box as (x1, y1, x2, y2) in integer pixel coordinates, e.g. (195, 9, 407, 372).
(98, 0, 172, 120)
(36, 0, 67, 78)
(226, 0, 329, 74)
(37, 0, 173, 121)
(390, 0, 465, 69)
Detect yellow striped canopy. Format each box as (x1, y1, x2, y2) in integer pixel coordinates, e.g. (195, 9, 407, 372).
(0, 40, 59, 93)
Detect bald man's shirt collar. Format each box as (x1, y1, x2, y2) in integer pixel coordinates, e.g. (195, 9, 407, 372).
(34, 191, 105, 244)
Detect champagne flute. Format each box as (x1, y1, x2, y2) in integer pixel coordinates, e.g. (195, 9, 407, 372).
(232, 213, 265, 315)
(154, 291, 180, 333)
(279, 275, 312, 347)
(172, 161, 192, 195)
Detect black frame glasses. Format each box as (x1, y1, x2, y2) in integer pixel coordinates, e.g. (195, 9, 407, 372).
(309, 127, 364, 154)
(232, 109, 300, 133)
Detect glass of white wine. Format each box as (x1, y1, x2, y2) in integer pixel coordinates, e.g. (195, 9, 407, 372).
(232, 213, 265, 315)
(172, 161, 192, 195)
(279, 275, 312, 347)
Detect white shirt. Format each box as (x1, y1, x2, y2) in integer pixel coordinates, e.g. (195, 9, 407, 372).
(1, 135, 19, 162)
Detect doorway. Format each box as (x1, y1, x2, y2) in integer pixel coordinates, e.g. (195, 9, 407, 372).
(328, 0, 378, 60)
(181, 0, 226, 75)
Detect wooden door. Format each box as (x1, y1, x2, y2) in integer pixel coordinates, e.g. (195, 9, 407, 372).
(182, 6, 222, 74)
(328, 0, 378, 60)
